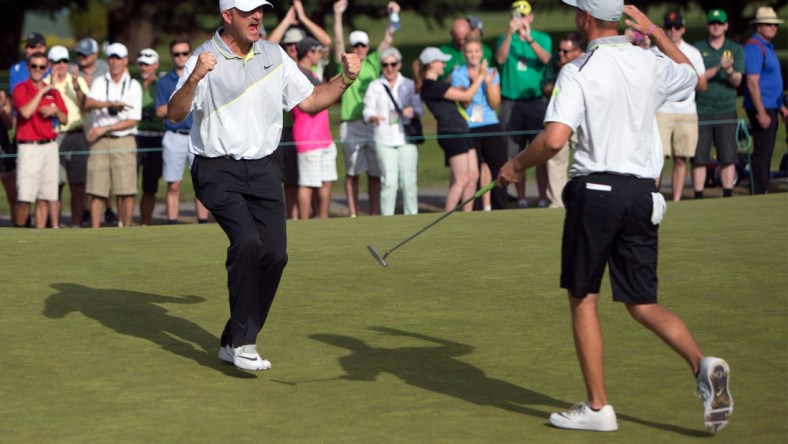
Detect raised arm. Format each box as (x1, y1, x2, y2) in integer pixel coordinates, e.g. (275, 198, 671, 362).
(376, 1, 399, 53)
(169, 52, 216, 123)
(297, 52, 360, 114)
(333, 0, 347, 64)
(294, 0, 332, 47)
(267, 6, 297, 43)
(496, 18, 519, 65)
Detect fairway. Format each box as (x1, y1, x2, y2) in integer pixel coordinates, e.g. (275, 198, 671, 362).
(1, 194, 786, 443)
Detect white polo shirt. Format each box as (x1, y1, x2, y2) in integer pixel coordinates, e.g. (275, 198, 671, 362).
(545, 36, 697, 179)
(87, 71, 142, 137)
(655, 40, 706, 114)
(177, 28, 314, 160)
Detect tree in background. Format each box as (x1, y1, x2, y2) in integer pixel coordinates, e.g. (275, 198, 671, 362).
(1, 0, 783, 70)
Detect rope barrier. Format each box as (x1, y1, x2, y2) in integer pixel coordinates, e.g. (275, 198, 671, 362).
(0, 116, 755, 160)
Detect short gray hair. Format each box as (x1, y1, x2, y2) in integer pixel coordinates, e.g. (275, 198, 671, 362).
(379, 47, 402, 63)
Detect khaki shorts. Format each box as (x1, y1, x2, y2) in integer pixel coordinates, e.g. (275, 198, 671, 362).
(657, 112, 698, 158)
(339, 120, 379, 177)
(17, 141, 59, 202)
(86, 135, 138, 198)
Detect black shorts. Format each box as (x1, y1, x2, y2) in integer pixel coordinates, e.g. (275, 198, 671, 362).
(694, 111, 738, 165)
(500, 97, 548, 151)
(136, 135, 163, 194)
(438, 133, 474, 166)
(561, 173, 659, 304)
(59, 131, 89, 184)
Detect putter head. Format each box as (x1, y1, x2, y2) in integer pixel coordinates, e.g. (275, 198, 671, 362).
(367, 245, 388, 267)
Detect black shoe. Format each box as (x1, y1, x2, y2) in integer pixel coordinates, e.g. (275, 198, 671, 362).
(104, 208, 118, 225)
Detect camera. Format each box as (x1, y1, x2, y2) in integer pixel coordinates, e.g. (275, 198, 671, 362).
(107, 106, 123, 116)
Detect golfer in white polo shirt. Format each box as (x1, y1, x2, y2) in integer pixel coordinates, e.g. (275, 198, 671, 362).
(498, 0, 733, 433)
(168, 0, 360, 372)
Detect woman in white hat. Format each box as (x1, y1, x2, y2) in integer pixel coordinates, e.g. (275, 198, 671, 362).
(413, 46, 490, 212)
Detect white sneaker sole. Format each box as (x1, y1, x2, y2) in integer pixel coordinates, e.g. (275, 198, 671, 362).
(702, 359, 733, 433)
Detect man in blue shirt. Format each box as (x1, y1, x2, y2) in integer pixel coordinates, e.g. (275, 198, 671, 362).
(155, 39, 210, 224)
(743, 7, 787, 194)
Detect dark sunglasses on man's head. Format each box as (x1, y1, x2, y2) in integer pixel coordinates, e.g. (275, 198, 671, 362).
(382, 62, 399, 68)
(29, 64, 47, 70)
(172, 51, 190, 57)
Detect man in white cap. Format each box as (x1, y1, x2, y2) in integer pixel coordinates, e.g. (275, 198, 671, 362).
(168, 0, 360, 372)
(498, 0, 733, 433)
(134, 48, 165, 226)
(743, 6, 787, 194)
(83, 42, 142, 229)
(332, 0, 399, 217)
(45, 45, 91, 227)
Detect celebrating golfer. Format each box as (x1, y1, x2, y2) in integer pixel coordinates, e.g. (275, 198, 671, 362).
(168, 0, 360, 371)
(497, 0, 733, 433)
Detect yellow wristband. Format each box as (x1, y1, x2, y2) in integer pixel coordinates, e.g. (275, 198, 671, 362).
(342, 72, 355, 85)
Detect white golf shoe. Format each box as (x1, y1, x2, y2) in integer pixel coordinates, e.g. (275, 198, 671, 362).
(549, 402, 618, 432)
(218, 344, 271, 371)
(696, 356, 733, 433)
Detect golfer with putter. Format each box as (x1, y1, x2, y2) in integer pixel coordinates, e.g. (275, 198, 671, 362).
(497, 0, 733, 432)
(168, 0, 360, 371)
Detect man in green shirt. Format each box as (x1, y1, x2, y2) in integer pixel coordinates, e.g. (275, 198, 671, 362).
(333, 0, 397, 217)
(496, 0, 552, 208)
(135, 48, 165, 225)
(691, 8, 744, 198)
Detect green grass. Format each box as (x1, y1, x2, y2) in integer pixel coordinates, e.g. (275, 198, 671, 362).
(1, 194, 786, 442)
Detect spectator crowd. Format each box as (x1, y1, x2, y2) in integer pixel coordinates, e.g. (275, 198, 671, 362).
(0, 2, 785, 228)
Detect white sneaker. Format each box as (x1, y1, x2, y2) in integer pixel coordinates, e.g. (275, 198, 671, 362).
(517, 199, 529, 209)
(549, 402, 618, 432)
(696, 357, 733, 433)
(220, 345, 272, 371)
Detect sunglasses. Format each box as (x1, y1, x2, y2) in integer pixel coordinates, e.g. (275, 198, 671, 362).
(382, 62, 399, 68)
(665, 25, 683, 30)
(558, 48, 576, 54)
(352, 43, 368, 48)
(29, 64, 47, 70)
(708, 21, 725, 26)
(53, 59, 69, 64)
(172, 51, 190, 57)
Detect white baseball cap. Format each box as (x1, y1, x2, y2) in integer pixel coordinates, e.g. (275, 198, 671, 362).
(419, 47, 451, 65)
(106, 43, 128, 58)
(219, 0, 272, 12)
(48, 45, 70, 62)
(136, 48, 159, 65)
(562, 0, 623, 22)
(348, 31, 370, 47)
(282, 28, 306, 44)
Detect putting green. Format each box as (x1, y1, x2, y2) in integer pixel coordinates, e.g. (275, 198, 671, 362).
(1, 194, 785, 443)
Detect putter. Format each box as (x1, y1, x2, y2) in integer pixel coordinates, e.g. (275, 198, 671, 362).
(368, 181, 497, 267)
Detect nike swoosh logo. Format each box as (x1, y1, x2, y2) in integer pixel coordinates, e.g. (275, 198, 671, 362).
(264, 64, 273, 69)
(238, 355, 259, 361)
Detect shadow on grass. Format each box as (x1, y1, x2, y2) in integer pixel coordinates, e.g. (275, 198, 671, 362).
(43, 283, 254, 379)
(310, 327, 709, 437)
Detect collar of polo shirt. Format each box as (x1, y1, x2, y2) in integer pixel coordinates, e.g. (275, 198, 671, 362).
(212, 26, 261, 62)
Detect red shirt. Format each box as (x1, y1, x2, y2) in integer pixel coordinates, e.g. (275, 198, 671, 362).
(12, 78, 67, 142)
